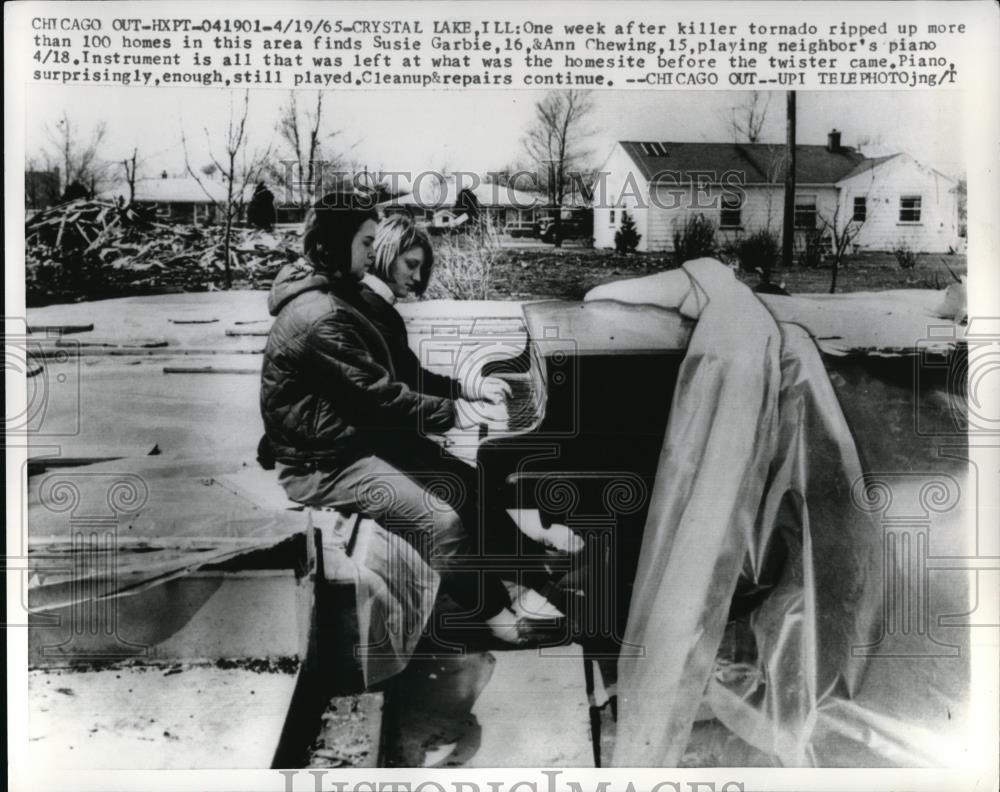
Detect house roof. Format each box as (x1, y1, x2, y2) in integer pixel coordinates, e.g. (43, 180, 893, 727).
(619, 141, 872, 185)
(836, 151, 958, 186)
(381, 177, 546, 209)
(837, 154, 900, 181)
(100, 177, 256, 204)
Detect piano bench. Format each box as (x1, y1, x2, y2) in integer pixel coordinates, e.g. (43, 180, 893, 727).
(308, 507, 363, 568)
(305, 508, 367, 694)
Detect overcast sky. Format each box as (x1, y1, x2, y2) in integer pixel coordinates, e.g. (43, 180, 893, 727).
(26, 86, 966, 183)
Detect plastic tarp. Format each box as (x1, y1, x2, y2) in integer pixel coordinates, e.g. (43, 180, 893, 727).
(28, 457, 438, 686)
(27, 458, 309, 614)
(315, 511, 440, 689)
(586, 259, 964, 767)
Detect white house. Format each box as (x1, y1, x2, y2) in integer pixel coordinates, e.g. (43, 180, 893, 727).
(379, 176, 545, 235)
(100, 174, 257, 224)
(592, 132, 960, 254)
(833, 153, 960, 253)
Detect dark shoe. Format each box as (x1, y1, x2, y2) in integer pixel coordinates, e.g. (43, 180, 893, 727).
(516, 613, 571, 646)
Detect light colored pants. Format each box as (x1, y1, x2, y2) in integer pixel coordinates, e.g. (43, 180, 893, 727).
(276, 446, 511, 619)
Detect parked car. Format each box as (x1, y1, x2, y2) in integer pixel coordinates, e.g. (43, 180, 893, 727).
(536, 209, 593, 244)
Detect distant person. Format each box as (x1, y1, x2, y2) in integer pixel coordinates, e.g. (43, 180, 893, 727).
(247, 182, 276, 230)
(259, 194, 528, 644)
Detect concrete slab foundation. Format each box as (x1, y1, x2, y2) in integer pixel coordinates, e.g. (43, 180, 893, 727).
(28, 664, 298, 769)
(383, 645, 592, 768)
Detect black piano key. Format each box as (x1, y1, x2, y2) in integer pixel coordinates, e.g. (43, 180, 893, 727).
(500, 375, 540, 432)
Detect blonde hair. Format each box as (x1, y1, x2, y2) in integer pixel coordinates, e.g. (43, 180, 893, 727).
(372, 214, 434, 296)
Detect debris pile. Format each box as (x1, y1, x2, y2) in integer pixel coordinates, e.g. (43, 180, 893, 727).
(26, 199, 300, 305)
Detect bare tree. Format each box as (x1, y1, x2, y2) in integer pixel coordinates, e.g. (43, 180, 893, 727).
(567, 164, 601, 205)
(730, 92, 771, 144)
(45, 111, 109, 197)
(486, 160, 524, 186)
(486, 159, 547, 195)
(762, 145, 790, 232)
(855, 133, 887, 156)
(818, 195, 868, 294)
(24, 154, 61, 209)
(272, 91, 344, 206)
(522, 90, 594, 246)
(956, 176, 967, 241)
(121, 148, 139, 204)
(182, 90, 274, 288)
(340, 157, 388, 201)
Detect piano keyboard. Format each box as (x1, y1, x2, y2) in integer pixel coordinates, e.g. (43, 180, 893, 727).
(496, 373, 541, 433)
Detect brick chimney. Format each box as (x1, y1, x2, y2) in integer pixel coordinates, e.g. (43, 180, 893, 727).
(827, 129, 842, 153)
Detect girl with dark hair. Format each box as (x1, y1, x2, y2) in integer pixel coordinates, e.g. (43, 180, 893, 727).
(260, 194, 527, 644)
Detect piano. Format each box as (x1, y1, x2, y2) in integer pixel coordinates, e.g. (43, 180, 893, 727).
(442, 299, 696, 656)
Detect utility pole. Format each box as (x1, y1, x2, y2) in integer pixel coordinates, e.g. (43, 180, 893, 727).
(781, 91, 797, 271)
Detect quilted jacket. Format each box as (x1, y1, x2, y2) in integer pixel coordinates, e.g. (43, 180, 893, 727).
(260, 260, 456, 468)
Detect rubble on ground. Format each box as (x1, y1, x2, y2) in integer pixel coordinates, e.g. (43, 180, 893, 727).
(26, 199, 300, 305)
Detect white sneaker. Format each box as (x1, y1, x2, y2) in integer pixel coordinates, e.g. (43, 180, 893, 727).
(539, 523, 585, 555)
(485, 607, 524, 644)
(514, 588, 565, 620)
(507, 509, 584, 554)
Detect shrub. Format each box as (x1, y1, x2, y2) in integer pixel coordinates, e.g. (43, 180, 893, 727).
(800, 229, 827, 269)
(734, 228, 781, 274)
(614, 211, 641, 253)
(61, 181, 91, 202)
(893, 241, 917, 270)
(424, 216, 503, 300)
(717, 240, 741, 269)
(672, 213, 717, 266)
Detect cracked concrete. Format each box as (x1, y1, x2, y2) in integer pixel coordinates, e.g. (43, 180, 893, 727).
(28, 664, 297, 768)
(383, 645, 592, 768)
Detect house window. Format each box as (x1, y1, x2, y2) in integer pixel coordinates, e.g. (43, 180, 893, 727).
(794, 194, 817, 229)
(720, 193, 743, 228)
(899, 195, 922, 223)
(853, 196, 867, 222)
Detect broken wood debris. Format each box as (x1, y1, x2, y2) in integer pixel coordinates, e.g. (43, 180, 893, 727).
(163, 366, 259, 375)
(28, 323, 95, 336)
(27, 199, 300, 306)
(225, 328, 270, 337)
(306, 693, 383, 768)
(27, 444, 161, 476)
(35, 346, 265, 358)
(55, 338, 169, 349)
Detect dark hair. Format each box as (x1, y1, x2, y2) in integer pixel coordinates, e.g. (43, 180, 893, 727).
(372, 214, 435, 296)
(301, 192, 379, 278)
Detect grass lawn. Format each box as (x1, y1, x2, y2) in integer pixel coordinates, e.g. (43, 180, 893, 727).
(481, 245, 967, 301)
